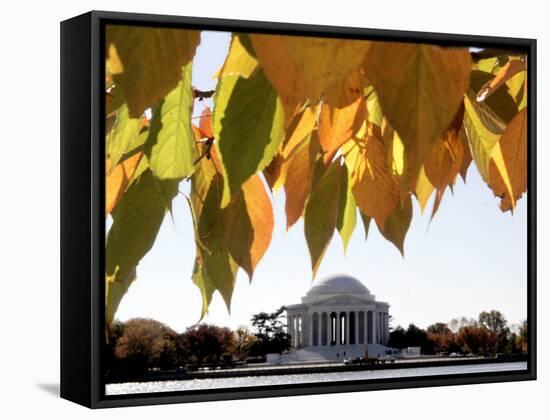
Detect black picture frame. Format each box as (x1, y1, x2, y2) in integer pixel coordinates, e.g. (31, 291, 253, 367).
(60, 10, 537, 409)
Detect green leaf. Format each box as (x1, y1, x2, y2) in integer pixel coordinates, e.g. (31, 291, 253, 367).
(107, 105, 142, 170)
(214, 70, 285, 207)
(470, 70, 518, 124)
(304, 160, 343, 278)
(377, 194, 413, 256)
(336, 164, 357, 253)
(146, 63, 198, 180)
(106, 26, 200, 118)
(222, 175, 274, 280)
(106, 267, 136, 325)
(105, 169, 179, 323)
(463, 92, 502, 183)
(195, 174, 239, 310)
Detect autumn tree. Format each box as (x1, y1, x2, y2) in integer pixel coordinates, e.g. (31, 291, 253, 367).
(426, 322, 460, 354)
(104, 27, 528, 326)
(478, 310, 511, 353)
(457, 324, 497, 355)
(180, 324, 235, 366)
(112, 318, 179, 372)
(233, 327, 258, 360)
(516, 320, 528, 353)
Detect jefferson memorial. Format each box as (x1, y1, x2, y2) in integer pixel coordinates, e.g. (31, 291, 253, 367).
(280, 274, 391, 362)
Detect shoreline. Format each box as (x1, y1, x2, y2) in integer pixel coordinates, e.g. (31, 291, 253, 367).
(106, 354, 527, 384)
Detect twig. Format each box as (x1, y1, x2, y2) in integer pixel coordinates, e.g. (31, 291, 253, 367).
(192, 87, 215, 101)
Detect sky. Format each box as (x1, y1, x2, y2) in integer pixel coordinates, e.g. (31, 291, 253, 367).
(113, 31, 528, 333)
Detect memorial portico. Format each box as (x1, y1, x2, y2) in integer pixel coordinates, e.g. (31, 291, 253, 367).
(286, 275, 390, 351)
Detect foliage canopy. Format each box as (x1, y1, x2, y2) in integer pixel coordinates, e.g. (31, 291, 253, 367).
(105, 28, 528, 325)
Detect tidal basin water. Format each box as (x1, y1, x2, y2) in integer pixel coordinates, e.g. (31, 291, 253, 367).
(106, 362, 526, 395)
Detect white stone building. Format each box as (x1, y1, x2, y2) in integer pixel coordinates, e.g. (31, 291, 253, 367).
(279, 274, 391, 362)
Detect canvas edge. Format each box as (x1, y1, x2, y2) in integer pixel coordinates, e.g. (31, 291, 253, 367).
(59, 9, 537, 409)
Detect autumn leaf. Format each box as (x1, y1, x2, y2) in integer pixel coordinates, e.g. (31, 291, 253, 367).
(427, 187, 444, 221)
(215, 33, 258, 79)
(284, 133, 321, 229)
(469, 70, 518, 125)
(199, 107, 213, 138)
(359, 211, 372, 241)
(223, 175, 274, 279)
(146, 63, 198, 180)
(250, 34, 371, 119)
(105, 151, 144, 216)
(282, 106, 318, 159)
(459, 126, 473, 182)
(106, 26, 200, 118)
(476, 59, 526, 102)
(319, 69, 366, 162)
(336, 164, 357, 253)
(414, 166, 435, 214)
(214, 70, 285, 207)
(106, 105, 143, 170)
(304, 160, 343, 277)
(193, 173, 240, 311)
(105, 169, 179, 322)
(351, 132, 399, 229)
(377, 194, 413, 256)
(424, 105, 465, 190)
(489, 108, 527, 211)
(363, 43, 471, 180)
(463, 92, 503, 183)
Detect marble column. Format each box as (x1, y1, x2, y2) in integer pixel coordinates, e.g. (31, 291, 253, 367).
(353, 311, 361, 344)
(335, 312, 341, 346)
(287, 315, 294, 346)
(317, 312, 323, 347)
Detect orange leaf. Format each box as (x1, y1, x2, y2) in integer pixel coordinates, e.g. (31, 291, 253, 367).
(250, 34, 371, 121)
(199, 107, 213, 138)
(282, 106, 317, 159)
(284, 134, 321, 229)
(223, 174, 274, 279)
(105, 152, 144, 216)
(363, 43, 471, 181)
(476, 59, 526, 102)
(319, 69, 367, 162)
(488, 108, 527, 211)
(351, 132, 399, 229)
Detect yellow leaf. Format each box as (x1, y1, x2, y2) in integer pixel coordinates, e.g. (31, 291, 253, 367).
(318, 69, 366, 161)
(106, 26, 200, 118)
(459, 126, 472, 182)
(489, 108, 527, 211)
(463, 92, 503, 183)
(476, 59, 526, 102)
(351, 132, 399, 229)
(414, 166, 434, 214)
(250, 34, 371, 120)
(363, 43, 471, 180)
(424, 106, 465, 190)
(214, 34, 258, 79)
(223, 175, 274, 279)
(284, 133, 321, 229)
(282, 106, 318, 159)
(105, 152, 144, 216)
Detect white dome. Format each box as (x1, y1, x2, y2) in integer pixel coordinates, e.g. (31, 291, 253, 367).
(302, 274, 373, 303)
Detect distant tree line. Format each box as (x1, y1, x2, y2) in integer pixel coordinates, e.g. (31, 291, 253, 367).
(388, 310, 528, 356)
(104, 306, 290, 376)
